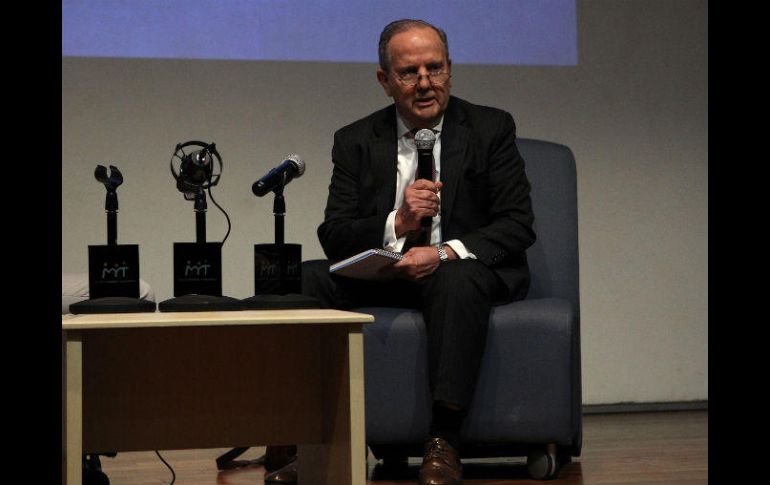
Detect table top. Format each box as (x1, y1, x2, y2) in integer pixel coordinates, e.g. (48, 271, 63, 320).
(62, 308, 374, 330)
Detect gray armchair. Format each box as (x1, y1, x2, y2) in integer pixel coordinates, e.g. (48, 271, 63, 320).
(360, 138, 582, 480)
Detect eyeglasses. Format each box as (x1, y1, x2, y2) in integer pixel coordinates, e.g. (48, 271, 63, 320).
(392, 70, 451, 87)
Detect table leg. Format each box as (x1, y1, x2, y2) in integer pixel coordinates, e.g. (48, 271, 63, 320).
(298, 326, 366, 485)
(64, 333, 83, 485)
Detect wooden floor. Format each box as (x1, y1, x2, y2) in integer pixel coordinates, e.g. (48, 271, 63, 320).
(96, 410, 707, 485)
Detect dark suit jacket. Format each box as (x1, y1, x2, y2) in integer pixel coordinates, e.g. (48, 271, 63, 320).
(318, 96, 536, 301)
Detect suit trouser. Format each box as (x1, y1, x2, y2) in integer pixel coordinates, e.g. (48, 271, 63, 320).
(302, 258, 508, 410)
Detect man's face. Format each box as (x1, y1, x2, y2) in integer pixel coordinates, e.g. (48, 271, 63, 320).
(377, 27, 452, 129)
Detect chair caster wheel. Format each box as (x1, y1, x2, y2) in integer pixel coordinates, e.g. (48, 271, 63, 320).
(527, 444, 558, 480)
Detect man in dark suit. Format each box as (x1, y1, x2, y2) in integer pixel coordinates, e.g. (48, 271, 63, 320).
(266, 19, 535, 485)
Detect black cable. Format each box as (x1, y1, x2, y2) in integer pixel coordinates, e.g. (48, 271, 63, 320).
(155, 450, 176, 485)
(207, 184, 232, 244)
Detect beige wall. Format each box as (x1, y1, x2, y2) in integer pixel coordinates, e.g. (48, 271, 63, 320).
(62, 0, 707, 405)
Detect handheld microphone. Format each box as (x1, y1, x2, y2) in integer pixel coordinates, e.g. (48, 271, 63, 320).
(414, 129, 436, 228)
(252, 154, 305, 197)
(415, 129, 436, 181)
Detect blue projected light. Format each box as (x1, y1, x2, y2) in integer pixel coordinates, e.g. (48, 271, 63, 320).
(62, 0, 577, 66)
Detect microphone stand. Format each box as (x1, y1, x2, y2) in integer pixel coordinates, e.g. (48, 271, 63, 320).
(273, 176, 286, 246)
(158, 187, 241, 312)
(240, 174, 319, 311)
(69, 177, 155, 314)
(106, 189, 118, 246)
(195, 190, 207, 243)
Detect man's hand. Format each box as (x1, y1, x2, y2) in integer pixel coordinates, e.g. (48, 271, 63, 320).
(392, 246, 442, 280)
(395, 179, 443, 238)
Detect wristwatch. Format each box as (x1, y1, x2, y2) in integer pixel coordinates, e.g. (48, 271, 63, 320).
(437, 244, 449, 262)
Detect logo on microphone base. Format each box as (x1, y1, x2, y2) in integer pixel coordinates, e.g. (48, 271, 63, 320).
(173, 242, 223, 296)
(88, 245, 140, 299)
(102, 261, 130, 279)
(254, 243, 302, 295)
(184, 260, 212, 278)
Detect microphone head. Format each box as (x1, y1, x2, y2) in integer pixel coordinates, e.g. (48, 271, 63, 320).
(193, 149, 212, 166)
(286, 154, 305, 177)
(183, 150, 213, 184)
(414, 129, 436, 150)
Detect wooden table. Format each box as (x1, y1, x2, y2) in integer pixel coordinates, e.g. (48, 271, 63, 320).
(62, 309, 374, 485)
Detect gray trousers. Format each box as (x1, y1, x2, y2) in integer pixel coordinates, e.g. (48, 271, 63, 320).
(302, 258, 508, 409)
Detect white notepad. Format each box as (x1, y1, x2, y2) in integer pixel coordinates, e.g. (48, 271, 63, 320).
(329, 249, 404, 280)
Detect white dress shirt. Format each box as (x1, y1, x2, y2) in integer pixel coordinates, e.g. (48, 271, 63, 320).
(382, 111, 476, 259)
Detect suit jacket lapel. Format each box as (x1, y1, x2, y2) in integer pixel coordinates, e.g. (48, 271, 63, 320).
(439, 97, 470, 231)
(370, 105, 398, 215)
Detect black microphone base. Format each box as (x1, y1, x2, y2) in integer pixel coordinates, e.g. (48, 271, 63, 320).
(158, 294, 243, 312)
(69, 297, 157, 314)
(241, 293, 320, 310)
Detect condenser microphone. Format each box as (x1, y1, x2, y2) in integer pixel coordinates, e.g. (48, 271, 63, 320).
(414, 129, 436, 228)
(172, 142, 221, 197)
(180, 147, 213, 185)
(252, 154, 305, 197)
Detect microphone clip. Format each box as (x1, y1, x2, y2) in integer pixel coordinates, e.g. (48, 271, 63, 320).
(94, 164, 123, 193)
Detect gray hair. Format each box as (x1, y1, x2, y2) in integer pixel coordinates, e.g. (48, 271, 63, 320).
(378, 19, 449, 71)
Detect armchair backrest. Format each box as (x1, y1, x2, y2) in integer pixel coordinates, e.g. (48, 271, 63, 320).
(517, 139, 580, 313)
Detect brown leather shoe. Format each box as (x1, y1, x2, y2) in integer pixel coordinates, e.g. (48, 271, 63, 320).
(418, 437, 462, 485)
(264, 460, 297, 484)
